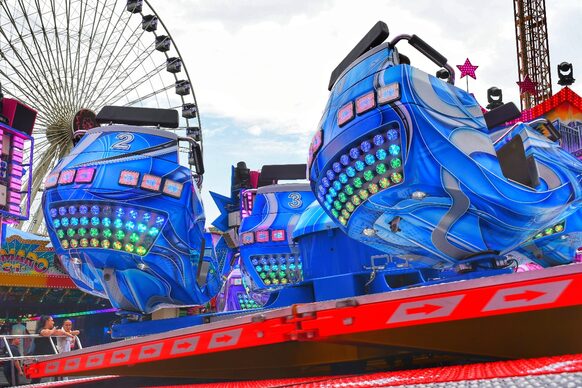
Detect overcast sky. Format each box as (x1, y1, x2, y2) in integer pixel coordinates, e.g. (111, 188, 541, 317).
(149, 0, 582, 225)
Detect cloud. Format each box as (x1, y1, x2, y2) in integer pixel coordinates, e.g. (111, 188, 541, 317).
(246, 125, 262, 136)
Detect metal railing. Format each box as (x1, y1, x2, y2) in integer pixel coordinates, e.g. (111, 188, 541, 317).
(1, 333, 83, 385)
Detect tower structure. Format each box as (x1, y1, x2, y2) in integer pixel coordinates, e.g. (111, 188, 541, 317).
(513, 0, 552, 109)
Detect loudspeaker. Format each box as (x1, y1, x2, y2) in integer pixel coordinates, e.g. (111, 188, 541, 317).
(1, 98, 37, 135)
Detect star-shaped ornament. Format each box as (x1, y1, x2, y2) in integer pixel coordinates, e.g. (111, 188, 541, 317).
(517, 75, 538, 95)
(456, 58, 478, 79)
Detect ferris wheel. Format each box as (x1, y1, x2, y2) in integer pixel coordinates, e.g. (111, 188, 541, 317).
(0, 0, 202, 234)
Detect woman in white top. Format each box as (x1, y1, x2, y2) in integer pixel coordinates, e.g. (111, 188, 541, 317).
(56, 319, 80, 353)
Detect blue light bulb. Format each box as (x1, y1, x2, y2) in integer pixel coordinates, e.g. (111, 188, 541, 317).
(373, 134, 385, 146)
(387, 129, 399, 141)
(68, 206, 77, 215)
(50, 208, 58, 218)
(333, 181, 342, 191)
(321, 177, 330, 188)
(332, 162, 342, 173)
(318, 185, 326, 195)
(389, 144, 401, 155)
(346, 166, 356, 177)
(340, 154, 350, 166)
(326, 170, 335, 181)
(349, 147, 360, 159)
(102, 217, 111, 227)
(360, 141, 372, 153)
(355, 160, 365, 171)
(365, 154, 376, 165)
(155, 216, 165, 225)
(376, 149, 387, 161)
(339, 173, 348, 184)
(58, 207, 67, 216)
(79, 205, 88, 215)
(90, 205, 100, 215)
(129, 210, 138, 219)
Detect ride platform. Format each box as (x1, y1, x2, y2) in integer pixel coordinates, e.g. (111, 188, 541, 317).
(26, 263, 582, 382)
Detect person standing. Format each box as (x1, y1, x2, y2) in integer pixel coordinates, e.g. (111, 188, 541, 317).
(10, 318, 27, 357)
(29, 316, 73, 384)
(2, 337, 24, 386)
(56, 319, 80, 353)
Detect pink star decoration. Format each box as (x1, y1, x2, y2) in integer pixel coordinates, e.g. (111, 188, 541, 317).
(516, 75, 538, 96)
(456, 58, 478, 79)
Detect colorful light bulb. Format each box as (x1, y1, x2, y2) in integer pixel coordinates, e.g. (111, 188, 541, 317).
(102, 206, 112, 215)
(355, 160, 365, 171)
(78, 228, 87, 237)
(390, 158, 401, 169)
(113, 241, 122, 250)
(148, 227, 159, 236)
(114, 218, 123, 228)
(390, 172, 403, 183)
(129, 210, 138, 219)
(338, 192, 347, 203)
(50, 208, 58, 218)
(331, 209, 339, 218)
(125, 243, 135, 253)
(70, 217, 79, 226)
(353, 177, 363, 188)
(334, 200, 342, 210)
(130, 233, 140, 243)
(321, 177, 330, 188)
(70, 239, 79, 248)
(373, 134, 385, 146)
(329, 188, 338, 198)
(116, 208, 125, 218)
(338, 216, 347, 225)
(376, 148, 387, 161)
(102, 217, 111, 227)
(80, 217, 89, 226)
(346, 202, 355, 212)
(61, 240, 69, 249)
(103, 229, 112, 238)
(365, 154, 376, 165)
(363, 170, 374, 181)
(389, 144, 401, 155)
(351, 195, 361, 206)
(555, 224, 564, 233)
(80, 238, 89, 248)
(339, 173, 348, 184)
(359, 189, 369, 200)
(53, 219, 61, 228)
(90, 228, 99, 237)
(101, 240, 111, 249)
(349, 147, 360, 159)
(376, 163, 387, 175)
(125, 221, 135, 231)
(142, 212, 151, 222)
(61, 217, 69, 227)
(387, 129, 399, 141)
(56, 229, 65, 239)
(137, 223, 147, 233)
(344, 185, 354, 195)
(79, 205, 88, 215)
(368, 183, 379, 194)
(136, 246, 147, 256)
(90, 238, 100, 247)
(379, 177, 390, 188)
(332, 162, 342, 173)
(360, 141, 372, 153)
(68, 206, 77, 215)
(58, 207, 67, 216)
(341, 209, 350, 219)
(91, 205, 100, 215)
(91, 217, 100, 226)
(326, 170, 335, 181)
(346, 166, 356, 177)
(333, 181, 342, 191)
(340, 154, 350, 166)
(67, 228, 75, 237)
(115, 230, 125, 240)
(318, 185, 326, 195)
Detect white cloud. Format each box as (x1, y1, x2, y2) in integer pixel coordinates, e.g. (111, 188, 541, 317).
(246, 124, 262, 136)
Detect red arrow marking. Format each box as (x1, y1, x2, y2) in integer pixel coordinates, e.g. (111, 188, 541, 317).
(503, 290, 546, 302)
(143, 348, 157, 355)
(115, 353, 128, 360)
(88, 358, 100, 364)
(215, 335, 232, 343)
(177, 342, 192, 350)
(405, 304, 442, 315)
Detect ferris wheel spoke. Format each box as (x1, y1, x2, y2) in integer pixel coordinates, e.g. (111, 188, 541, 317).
(94, 60, 167, 108)
(79, 15, 144, 109)
(77, 1, 132, 108)
(0, 12, 57, 107)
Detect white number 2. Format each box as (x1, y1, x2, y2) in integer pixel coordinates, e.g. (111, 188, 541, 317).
(111, 133, 134, 150)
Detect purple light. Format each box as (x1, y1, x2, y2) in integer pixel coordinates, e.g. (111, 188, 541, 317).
(326, 170, 335, 181)
(340, 154, 350, 166)
(79, 205, 89, 215)
(318, 185, 326, 195)
(332, 162, 342, 173)
(68, 206, 77, 215)
(387, 129, 399, 141)
(50, 208, 58, 218)
(373, 134, 385, 146)
(58, 207, 67, 216)
(321, 177, 330, 188)
(91, 205, 100, 215)
(349, 147, 360, 160)
(361, 141, 372, 153)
